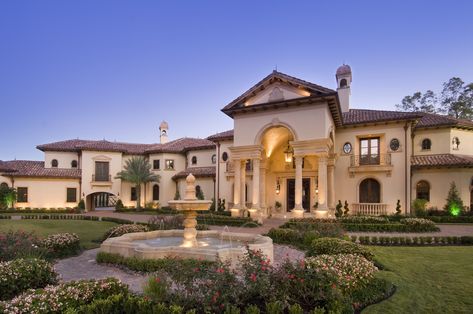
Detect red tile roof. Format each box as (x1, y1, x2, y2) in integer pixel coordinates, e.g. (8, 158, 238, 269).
(416, 113, 473, 129)
(0, 161, 15, 173)
(411, 154, 473, 169)
(207, 130, 234, 142)
(172, 166, 216, 180)
(0, 160, 81, 179)
(342, 109, 423, 125)
(146, 138, 215, 154)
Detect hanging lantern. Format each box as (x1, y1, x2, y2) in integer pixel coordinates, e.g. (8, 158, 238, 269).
(284, 142, 293, 163)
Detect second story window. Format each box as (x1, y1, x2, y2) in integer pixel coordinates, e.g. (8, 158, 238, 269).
(153, 160, 160, 170)
(94, 161, 110, 181)
(360, 137, 380, 165)
(51, 159, 58, 168)
(71, 160, 78, 168)
(165, 159, 175, 170)
(191, 156, 197, 165)
(422, 138, 432, 150)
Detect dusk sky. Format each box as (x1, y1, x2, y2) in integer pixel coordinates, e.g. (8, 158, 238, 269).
(1, 1, 472, 160)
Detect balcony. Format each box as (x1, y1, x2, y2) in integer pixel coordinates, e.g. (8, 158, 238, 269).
(352, 203, 388, 216)
(91, 174, 112, 186)
(348, 153, 393, 177)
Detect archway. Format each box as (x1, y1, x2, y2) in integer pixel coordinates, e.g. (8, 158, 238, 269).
(359, 178, 381, 203)
(86, 192, 117, 211)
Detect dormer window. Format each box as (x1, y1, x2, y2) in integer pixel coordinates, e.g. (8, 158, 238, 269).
(51, 159, 58, 168)
(191, 156, 197, 165)
(71, 160, 78, 168)
(422, 139, 432, 150)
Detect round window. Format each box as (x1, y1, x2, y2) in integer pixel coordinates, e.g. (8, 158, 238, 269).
(390, 138, 400, 151)
(222, 152, 228, 162)
(343, 142, 352, 154)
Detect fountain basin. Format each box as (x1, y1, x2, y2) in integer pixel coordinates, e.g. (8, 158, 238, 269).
(100, 230, 274, 265)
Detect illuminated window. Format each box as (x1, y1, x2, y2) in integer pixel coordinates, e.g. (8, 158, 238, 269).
(416, 181, 430, 201)
(165, 159, 175, 170)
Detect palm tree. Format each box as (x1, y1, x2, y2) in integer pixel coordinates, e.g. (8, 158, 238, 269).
(115, 156, 160, 209)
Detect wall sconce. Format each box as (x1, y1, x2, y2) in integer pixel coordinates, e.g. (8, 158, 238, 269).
(284, 141, 293, 163)
(315, 189, 319, 194)
(276, 178, 281, 195)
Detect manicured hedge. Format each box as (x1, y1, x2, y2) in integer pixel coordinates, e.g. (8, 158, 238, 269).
(307, 238, 374, 260)
(266, 228, 344, 250)
(100, 217, 134, 224)
(0, 258, 59, 301)
(426, 216, 473, 224)
(342, 223, 439, 233)
(352, 235, 473, 246)
(0, 215, 11, 219)
(197, 214, 260, 227)
(0, 208, 80, 214)
(21, 214, 99, 221)
(96, 252, 216, 273)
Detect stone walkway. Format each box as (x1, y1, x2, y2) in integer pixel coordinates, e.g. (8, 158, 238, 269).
(54, 245, 305, 294)
(84, 211, 473, 236)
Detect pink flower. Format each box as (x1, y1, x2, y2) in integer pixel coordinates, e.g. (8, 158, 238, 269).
(216, 268, 225, 273)
(250, 273, 257, 282)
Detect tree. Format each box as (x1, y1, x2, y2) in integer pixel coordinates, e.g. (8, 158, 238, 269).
(0, 186, 16, 209)
(335, 200, 343, 218)
(115, 156, 160, 209)
(396, 90, 438, 113)
(440, 77, 473, 119)
(443, 181, 464, 216)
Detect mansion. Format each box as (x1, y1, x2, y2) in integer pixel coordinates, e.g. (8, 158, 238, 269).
(1, 65, 473, 217)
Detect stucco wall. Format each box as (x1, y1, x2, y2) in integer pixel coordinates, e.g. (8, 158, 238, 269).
(13, 178, 80, 208)
(177, 177, 215, 202)
(45, 151, 80, 169)
(450, 129, 473, 155)
(413, 128, 451, 155)
(186, 149, 216, 168)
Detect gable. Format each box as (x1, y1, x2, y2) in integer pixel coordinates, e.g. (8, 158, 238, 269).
(244, 82, 311, 106)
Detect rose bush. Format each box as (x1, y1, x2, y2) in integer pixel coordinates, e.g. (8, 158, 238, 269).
(0, 258, 59, 301)
(306, 254, 378, 292)
(0, 278, 128, 314)
(0, 230, 45, 261)
(39, 233, 80, 258)
(103, 224, 149, 240)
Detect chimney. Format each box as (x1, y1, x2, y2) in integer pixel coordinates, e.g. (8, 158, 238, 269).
(336, 64, 352, 113)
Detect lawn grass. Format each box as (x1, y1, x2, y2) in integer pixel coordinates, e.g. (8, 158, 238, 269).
(0, 220, 118, 249)
(365, 246, 473, 314)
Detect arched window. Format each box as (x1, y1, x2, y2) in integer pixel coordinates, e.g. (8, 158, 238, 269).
(51, 159, 58, 168)
(211, 154, 217, 164)
(71, 160, 78, 168)
(222, 152, 228, 162)
(416, 180, 430, 201)
(0, 182, 8, 189)
(359, 178, 381, 203)
(153, 184, 159, 201)
(340, 78, 348, 88)
(191, 156, 197, 165)
(422, 139, 431, 150)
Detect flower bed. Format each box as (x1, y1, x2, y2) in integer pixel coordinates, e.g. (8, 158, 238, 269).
(354, 235, 473, 246)
(399, 218, 438, 232)
(0, 231, 43, 261)
(21, 214, 99, 221)
(426, 216, 473, 223)
(0, 258, 58, 301)
(39, 233, 81, 258)
(306, 254, 378, 292)
(103, 224, 149, 240)
(0, 278, 128, 314)
(0, 208, 80, 214)
(307, 238, 374, 260)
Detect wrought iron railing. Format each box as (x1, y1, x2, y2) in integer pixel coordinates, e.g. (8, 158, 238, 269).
(350, 154, 391, 167)
(92, 174, 111, 182)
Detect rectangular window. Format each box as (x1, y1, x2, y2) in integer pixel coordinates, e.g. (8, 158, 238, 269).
(359, 137, 380, 165)
(94, 161, 110, 181)
(165, 159, 175, 170)
(153, 159, 160, 170)
(66, 188, 77, 203)
(131, 187, 137, 201)
(17, 187, 28, 203)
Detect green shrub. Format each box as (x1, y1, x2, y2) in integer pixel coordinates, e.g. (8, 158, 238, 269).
(412, 198, 428, 217)
(103, 224, 149, 240)
(400, 218, 439, 232)
(114, 199, 124, 210)
(101, 217, 134, 224)
(0, 230, 47, 261)
(335, 200, 343, 218)
(427, 216, 473, 223)
(307, 238, 374, 260)
(0, 258, 59, 301)
(444, 181, 464, 216)
(39, 233, 81, 258)
(77, 199, 85, 210)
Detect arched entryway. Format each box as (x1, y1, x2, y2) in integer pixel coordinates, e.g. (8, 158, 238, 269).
(86, 192, 117, 211)
(359, 178, 381, 203)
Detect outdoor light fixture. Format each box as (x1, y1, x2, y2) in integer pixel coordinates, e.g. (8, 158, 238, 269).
(284, 141, 293, 163)
(276, 178, 281, 195)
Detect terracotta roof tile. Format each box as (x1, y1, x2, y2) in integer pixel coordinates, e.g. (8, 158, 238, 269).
(416, 113, 473, 129)
(0, 161, 15, 173)
(0, 160, 81, 178)
(411, 154, 473, 169)
(172, 166, 216, 180)
(207, 130, 234, 141)
(146, 138, 215, 154)
(342, 109, 423, 125)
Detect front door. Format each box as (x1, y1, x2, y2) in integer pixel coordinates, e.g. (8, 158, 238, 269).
(287, 178, 311, 211)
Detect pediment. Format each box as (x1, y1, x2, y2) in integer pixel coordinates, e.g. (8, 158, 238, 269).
(244, 82, 310, 106)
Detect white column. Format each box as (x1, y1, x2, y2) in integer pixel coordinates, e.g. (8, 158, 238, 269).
(328, 164, 335, 209)
(318, 157, 328, 211)
(240, 160, 246, 209)
(231, 159, 241, 217)
(293, 156, 304, 212)
(251, 159, 260, 210)
(260, 164, 266, 209)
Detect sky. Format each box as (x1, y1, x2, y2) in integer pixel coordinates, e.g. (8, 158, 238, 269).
(0, 1, 472, 160)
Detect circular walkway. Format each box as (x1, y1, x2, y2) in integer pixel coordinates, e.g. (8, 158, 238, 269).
(54, 245, 304, 294)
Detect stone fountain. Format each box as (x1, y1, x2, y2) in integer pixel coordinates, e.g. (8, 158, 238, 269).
(100, 174, 273, 265)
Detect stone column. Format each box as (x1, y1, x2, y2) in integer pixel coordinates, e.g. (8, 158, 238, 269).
(250, 159, 260, 217)
(317, 157, 328, 211)
(260, 164, 266, 211)
(240, 160, 247, 210)
(231, 159, 241, 217)
(293, 156, 304, 215)
(328, 164, 335, 210)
